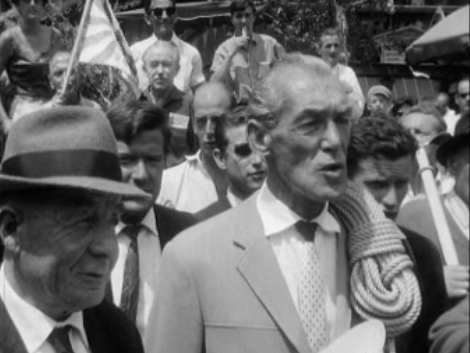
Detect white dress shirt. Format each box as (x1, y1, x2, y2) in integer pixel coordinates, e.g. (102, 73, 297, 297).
(443, 109, 460, 135)
(157, 150, 218, 213)
(256, 184, 351, 342)
(131, 32, 205, 93)
(444, 189, 469, 239)
(333, 63, 365, 118)
(0, 266, 90, 353)
(111, 209, 162, 339)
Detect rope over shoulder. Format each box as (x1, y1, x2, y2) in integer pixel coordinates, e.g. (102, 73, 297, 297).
(330, 182, 422, 339)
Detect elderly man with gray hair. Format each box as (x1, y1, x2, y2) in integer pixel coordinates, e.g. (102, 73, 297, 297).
(140, 40, 192, 167)
(145, 53, 423, 353)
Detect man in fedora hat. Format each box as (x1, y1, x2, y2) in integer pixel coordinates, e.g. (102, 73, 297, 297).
(399, 112, 469, 302)
(0, 106, 148, 353)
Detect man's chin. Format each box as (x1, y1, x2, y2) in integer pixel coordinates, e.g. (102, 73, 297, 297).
(122, 199, 154, 222)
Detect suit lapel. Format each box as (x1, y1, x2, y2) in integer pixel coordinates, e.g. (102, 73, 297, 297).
(234, 195, 312, 353)
(0, 298, 29, 353)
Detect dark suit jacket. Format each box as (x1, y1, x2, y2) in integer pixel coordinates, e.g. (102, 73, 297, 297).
(193, 197, 231, 222)
(396, 227, 450, 353)
(0, 298, 144, 353)
(154, 204, 197, 249)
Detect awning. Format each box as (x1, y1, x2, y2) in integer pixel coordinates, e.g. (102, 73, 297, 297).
(406, 5, 469, 65)
(116, 1, 231, 21)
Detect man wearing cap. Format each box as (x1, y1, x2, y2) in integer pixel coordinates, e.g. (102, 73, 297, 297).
(366, 85, 392, 118)
(0, 107, 147, 353)
(106, 99, 196, 341)
(211, 0, 285, 103)
(140, 41, 192, 167)
(398, 112, 469, 302)
(131, 0, 205, 94)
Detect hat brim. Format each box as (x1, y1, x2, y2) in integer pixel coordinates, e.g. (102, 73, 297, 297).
(0, 174, 151, 200)
(436, 133, 469, 166)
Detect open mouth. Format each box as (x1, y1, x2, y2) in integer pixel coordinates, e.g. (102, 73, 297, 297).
(320, 163, 344, 173)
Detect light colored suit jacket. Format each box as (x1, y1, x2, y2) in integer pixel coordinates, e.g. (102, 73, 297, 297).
(146, 194, 348, 353)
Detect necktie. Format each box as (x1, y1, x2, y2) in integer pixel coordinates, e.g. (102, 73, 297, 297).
(296, 220, 328, 353)
(47, 326, 75, 353)
(120, 225, 141, 322)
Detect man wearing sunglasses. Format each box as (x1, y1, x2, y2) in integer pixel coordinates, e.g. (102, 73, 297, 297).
(211, 0, 285, 103)
(131, 0, 205, 94)
(194, 105, 268, 221)
(452, 77, 469, 135)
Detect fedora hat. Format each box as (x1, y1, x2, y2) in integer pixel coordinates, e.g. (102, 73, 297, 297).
(0, 106, 149, 198)
(436, 112, 469, 167)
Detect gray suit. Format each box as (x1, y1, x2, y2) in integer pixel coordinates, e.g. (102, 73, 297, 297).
(146, 193, 348, 353)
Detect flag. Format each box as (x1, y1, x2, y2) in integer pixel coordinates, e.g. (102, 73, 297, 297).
(78, 0, 139, 96)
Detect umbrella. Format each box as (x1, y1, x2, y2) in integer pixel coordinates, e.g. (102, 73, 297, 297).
(116, 1, 231, 21)
(406, 5, 469, 65)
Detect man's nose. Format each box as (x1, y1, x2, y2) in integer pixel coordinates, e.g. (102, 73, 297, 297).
(132, 159, 149, 181)
(89, 224, 118, 261)
(382, 187, 398, 210)
(251, 152, 264, 167)
(30, 0, 36, 6)
(161, 9, 170, 19)
(205, 119, 215, 136)
(321, 119, 342, 151)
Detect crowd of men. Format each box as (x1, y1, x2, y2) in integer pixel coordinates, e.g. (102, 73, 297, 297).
(0, 0, 469, 353)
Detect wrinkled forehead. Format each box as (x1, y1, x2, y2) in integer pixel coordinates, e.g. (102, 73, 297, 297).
(193, 90, 232, 117)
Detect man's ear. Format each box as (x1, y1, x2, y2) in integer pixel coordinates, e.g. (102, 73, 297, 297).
(247, 120, 270, 155)
(144, 13, 152, 26)
(213, 148, 227, 170)
(0, 206, 22, 255)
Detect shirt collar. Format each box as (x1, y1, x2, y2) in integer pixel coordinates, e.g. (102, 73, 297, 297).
(116, 208, 158, 237)
(256, 183, 341, 236)
(0, 265, 89, 353)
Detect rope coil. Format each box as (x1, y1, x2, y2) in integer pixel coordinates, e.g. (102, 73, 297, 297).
(330, 182, 422, 339)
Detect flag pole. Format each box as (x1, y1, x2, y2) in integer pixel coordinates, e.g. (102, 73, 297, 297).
(60, 0, 95, 97)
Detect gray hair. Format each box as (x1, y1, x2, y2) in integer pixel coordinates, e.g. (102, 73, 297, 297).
(249, 53, 334, 129)
(142, 41, 181, 67)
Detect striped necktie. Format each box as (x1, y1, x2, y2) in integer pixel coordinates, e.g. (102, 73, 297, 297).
(296, 220, 328, 353)
(120, 225, 141, 322)
(47, 326, 75, 353)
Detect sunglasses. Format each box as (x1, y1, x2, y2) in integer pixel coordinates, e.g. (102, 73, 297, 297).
(150, 6, 176, 18)
(234, 143, 252, 158)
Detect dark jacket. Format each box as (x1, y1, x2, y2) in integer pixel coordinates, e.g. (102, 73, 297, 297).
(396, 227, 450, 353)
(0, 298, 144, 353)
(154, 204, 197, 249)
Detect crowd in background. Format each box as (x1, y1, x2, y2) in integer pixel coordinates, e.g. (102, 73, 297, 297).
(0, 0, 468, 352)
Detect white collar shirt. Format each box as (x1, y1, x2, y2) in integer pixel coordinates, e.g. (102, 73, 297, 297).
(111, 208, 162, 340)
(444, 189, 469, 239)
(256, 183, 351, 343)
(157, 150, 219, 213)
(0, 265, 90, 353)
(131, 32, 205, 93)
(332, 63, 365, 117)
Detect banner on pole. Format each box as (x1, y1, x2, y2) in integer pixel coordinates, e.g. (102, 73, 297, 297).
(78, 0, 140, 96)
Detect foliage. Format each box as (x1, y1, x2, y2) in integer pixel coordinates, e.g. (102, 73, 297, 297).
(259, 0, 393, 63)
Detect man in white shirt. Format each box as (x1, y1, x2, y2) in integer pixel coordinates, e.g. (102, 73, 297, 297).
(131, 0, 205, 94)
(105, 99, 196, 340)
(145, 54, 421, 353)
(158, 82, 233, 213)
(436, 92, 459, 136)
(0, 107, 147, 353)
(318, 27, 364, 118)
(194, 104, 268, 221)
(453, 77, 469, 133)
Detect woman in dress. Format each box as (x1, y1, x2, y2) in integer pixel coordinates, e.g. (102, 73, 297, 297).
(0, 0, 64, 131)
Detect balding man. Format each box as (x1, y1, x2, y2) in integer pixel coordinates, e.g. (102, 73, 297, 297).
(157, 82, 232, 212)
(141, 41, 192, 167)
(146, 54, 422, 353)
(46, 51, 101, 109)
